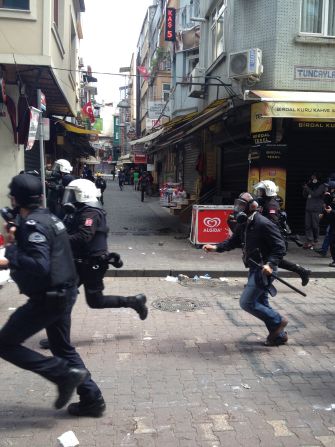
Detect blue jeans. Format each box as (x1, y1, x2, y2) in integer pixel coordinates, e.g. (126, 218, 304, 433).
(240, 270, 283, 333)
(321, 226, 330, 253)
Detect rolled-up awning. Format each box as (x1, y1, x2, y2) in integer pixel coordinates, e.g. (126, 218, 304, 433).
(129, 127, 164, 146)
(57, 120, 99, 135)
(80, 156, 100, 165)
(244, 90, 335, 103)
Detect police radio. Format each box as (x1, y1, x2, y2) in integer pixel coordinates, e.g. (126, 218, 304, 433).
(1, 207, 18, 231)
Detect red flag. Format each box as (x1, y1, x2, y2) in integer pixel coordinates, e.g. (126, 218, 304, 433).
(137, 66, 149, 81)
(82, 101, 95, 123)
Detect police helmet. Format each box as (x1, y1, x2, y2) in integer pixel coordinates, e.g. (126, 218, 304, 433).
(253, 180, 278, 197)
(62, 178, 101, 206)
(53, 159, 73, 174)
(9, 173, 43, 207)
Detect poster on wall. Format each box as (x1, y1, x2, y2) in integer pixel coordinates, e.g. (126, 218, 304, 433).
(248, 144, 287, 207)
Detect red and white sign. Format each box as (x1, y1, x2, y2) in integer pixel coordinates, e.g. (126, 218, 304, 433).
(134, 153, 147, 164)
(26, 107, 41, 151)
(189, 205, 234, 245)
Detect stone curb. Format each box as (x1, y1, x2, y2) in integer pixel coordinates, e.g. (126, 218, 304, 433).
(105, 269, 335, 278)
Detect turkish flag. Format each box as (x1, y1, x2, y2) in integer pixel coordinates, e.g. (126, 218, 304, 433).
(82, 101, 95, 123)
(137, 66, 149, 81)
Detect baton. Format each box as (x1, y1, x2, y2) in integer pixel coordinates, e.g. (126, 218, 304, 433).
(249, 259, 307, 297)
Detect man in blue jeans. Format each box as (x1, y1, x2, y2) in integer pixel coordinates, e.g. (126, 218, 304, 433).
(203, 192, 288, 346)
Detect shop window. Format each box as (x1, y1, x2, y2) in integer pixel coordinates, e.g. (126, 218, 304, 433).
(210, 0, 227, 64)
(0, 0, 29, 9)
(300, 0, 335, 37)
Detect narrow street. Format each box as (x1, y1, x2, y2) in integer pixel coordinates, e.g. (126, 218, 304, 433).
(0, 182, 334, 446)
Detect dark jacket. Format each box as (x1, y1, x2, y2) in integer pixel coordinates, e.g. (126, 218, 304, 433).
(216, 211, 286, 268)
(260, 197, 280, 224)
(66, 204, 109, 259)
(5, 208, 76, 296)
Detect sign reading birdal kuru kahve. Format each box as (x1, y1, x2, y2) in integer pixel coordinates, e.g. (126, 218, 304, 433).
(165, 7, 176, 41)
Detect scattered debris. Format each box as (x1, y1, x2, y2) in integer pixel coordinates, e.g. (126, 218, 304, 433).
(128, 247, 133, 250)
(241, 383, 251, 389)
(219, 277, 228, 282)
(199, 274, 211, 280)
(164, 275, 179, 282)
(57, 430, 80, 447)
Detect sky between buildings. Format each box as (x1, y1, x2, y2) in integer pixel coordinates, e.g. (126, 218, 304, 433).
(80, 0, 154, 106)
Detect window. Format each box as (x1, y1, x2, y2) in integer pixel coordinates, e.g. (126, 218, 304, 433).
(53, 0, 59, 27)
(0, 0, 29, 9)
(301, 0, 335, 37)
(210, 0, 227, 64)
(162, 83, 171, 102)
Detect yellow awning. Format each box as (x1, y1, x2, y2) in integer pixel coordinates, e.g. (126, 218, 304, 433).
(244, 90, 335, 103)
(58, 121, 99, 135)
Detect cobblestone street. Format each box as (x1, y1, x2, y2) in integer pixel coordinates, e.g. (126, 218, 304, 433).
(0, 275, 335, 446)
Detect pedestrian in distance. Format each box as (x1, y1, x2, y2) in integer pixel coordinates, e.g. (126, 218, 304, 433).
(118, 170, 125, 190)
(95, 172, 107, 206)
(139, 171, 149, 202)
(133, 170, 139, 191)
(254, 180, 311, 286)
(203, 192, 288, 346)
(302, 173, 326, 249)
(39, 179, 148, 352)
(0, 173, 105, 417)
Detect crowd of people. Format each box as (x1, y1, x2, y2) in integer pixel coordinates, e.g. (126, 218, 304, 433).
(0, 160, 334, 420)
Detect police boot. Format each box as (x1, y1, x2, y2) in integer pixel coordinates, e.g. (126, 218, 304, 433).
(296, 266, 311, 286)
(55, 368, 89, 409)
(122, 294, 148, 320)
(67, 395, 106, 417)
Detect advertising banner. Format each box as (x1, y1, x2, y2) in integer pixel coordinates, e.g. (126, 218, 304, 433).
(251, 102, 273, 144)
(248, 145, 287, 207)
(261, 101, 335, 119)
(190, 205, 234, 245)
(26, 107, 41, 151)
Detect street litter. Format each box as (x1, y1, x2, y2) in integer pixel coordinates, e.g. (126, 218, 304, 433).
(8, 307, 16, 311)
(199, 274, 211, 280)
(57, 430, 79, 447)
(178, 274, 189, 281)
(241, 383, 251, 389)
(219, 277, 228, 282)
(164, 275, 178, 282)
(128, 247, 133, 250)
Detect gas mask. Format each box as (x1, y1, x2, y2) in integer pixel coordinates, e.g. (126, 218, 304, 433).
(233, 193, 258, 224)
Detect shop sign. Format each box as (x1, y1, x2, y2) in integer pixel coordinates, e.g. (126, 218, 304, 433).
(248, 144, 287, 207)
(40, 91, 46, 112)
(134, 153, 147, 164)
(261, 102, 335, 119)
(293, 118, 335, 129)
(190, 206, 234, 245)
(295, 66, 335, 81)
(251, 102, 273, 144)
(26, 107, 41, 151)
(148, 101, 170, 119)
(146, 118, 161, 130)
(165, 7, 176, 41)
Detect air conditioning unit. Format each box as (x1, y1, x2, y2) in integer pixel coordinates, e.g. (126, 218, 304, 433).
(188, 66, 206, 98)
(78, 57, 84, 68)
(228, 48, 263, 80)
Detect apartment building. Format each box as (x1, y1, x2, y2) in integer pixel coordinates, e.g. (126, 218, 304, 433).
(0, 0, 86, 204)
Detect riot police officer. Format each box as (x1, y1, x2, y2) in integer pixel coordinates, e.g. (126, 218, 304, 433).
(46, 159, 75, 217)
(203, 192, 288, 346)
(38, 178, 147, 352)
(254, 180, 311, 286)
(0, 174, 105, 417)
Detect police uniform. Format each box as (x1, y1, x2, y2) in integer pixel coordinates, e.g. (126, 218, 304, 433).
(261, 197, 311, 286)
(0, 174, 104, 413)
(66, 203, 147, 318)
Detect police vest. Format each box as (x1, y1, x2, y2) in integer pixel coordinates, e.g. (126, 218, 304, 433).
(72, 205, 109, 258)
(26, 209, 77, 289)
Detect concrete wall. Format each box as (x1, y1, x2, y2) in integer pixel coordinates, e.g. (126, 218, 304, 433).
(199, 0, 335, 106)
